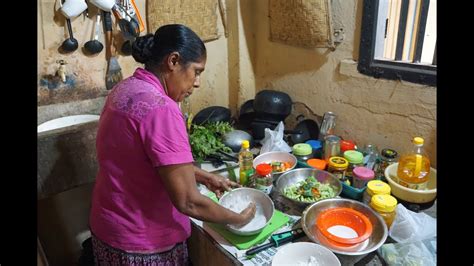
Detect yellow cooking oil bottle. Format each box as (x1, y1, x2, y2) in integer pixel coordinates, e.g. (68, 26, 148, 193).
(396, 137, 431, 190)
(238, 140, 254, 186)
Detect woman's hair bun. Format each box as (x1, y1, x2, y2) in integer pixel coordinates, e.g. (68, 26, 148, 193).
(131, 34, 155, 64)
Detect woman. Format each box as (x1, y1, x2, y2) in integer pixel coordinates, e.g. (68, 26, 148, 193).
(89, 24, 256, 265)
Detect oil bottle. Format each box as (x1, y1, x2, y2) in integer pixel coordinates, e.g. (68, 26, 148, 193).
(396, 137, 431, 190)
(238, 140, 254, 186)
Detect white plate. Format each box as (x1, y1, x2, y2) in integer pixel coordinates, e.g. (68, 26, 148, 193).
(272, 242, 340, 266)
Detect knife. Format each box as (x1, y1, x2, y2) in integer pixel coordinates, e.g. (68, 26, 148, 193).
(245, 228, 306, 256)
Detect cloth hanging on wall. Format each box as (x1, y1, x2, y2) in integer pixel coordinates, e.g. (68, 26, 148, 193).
(147, 0, 219, 42)
(269, 0, 335, 49)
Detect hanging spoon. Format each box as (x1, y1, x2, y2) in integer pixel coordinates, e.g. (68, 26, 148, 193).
(84, 13, 104, 55)
(61, 17, 78, 52)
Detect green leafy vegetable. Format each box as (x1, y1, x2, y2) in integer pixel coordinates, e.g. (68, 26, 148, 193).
(189, 121, 233, 161)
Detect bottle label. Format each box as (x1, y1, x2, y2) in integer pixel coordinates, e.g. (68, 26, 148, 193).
(239, 168, 254, 186)
(255, 184, 273, 194)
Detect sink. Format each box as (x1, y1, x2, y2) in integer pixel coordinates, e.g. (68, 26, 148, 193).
(38, 114, 100, 133)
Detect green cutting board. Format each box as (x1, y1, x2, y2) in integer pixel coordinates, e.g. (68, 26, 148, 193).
(205, 191, 290, 250)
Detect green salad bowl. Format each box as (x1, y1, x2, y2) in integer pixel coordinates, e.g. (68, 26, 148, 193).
(275, 168, 342, 207)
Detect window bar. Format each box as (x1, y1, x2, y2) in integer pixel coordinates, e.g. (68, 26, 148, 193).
(413, 0, 431, 63)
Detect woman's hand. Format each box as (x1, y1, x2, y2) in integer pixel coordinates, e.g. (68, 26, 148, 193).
(232, 202, 257, 228)
(202, 173, 241, 198)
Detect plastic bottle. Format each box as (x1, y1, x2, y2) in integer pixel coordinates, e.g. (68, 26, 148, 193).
(396, 137, 431, 190)
(238, 140, 254, 186)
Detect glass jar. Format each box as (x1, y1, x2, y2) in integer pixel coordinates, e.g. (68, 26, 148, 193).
(292, 143, 313, 162)
(249, 163, 273, 194)
(305, 140, 323, 159)
(306, 158, 327, 170)
(327, 156, 349, 183)
(362, 180, 391, 205)
(370, 194, 397, 229)
(343, 150, 364, 184)
(352, 166, 375, 189)
(378, 148, 398, 180)
(323, 135, 341, 161)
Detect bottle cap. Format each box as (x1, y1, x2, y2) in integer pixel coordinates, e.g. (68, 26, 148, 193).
(256, 163, 273, 176)
(370, 194, 397, 212)
(292, 143, 312, 156)
(340, 140, 356, 152)
(305, 140, 322, 150)
(307, 159, 327, 170)
(241, 140, 249, 149)
(353, 167, 375, 180)
(366, 180, 391, 196)
(328, 156, 349, 169)
(343, 150, 364, 164)
(381, 148, 398, 159)
(413, 137, 424, 145)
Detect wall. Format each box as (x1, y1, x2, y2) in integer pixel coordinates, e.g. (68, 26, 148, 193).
(249, 0, 436, 166)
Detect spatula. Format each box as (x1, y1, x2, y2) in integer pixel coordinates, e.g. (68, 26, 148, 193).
(102, 10, 122, 90)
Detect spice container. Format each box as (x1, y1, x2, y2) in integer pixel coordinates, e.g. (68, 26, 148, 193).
(323, 135, 341, 161)
(292, 143, 313, 162)
(305, 139, 323, 159)
(306, 158, 327, 170)
(327, 156, 349, 183)
(370, 194, 397, 229)
(362, 180, 391, 205)
(340, 140, 356, 154)
(378, 148, 398, 180)
(343, 150, 364, 183)
(249, 163, 273, 194)
(352, 167, 375, 189)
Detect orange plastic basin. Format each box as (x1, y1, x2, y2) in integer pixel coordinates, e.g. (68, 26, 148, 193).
(315, 207, 373, 247)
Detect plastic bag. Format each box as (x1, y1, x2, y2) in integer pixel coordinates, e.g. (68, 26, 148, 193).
(389, 204, 436, 243)
(378, 237, 436, 266)
(260, 121, 292, 154)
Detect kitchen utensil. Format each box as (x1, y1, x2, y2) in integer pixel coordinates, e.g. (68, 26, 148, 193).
(84, 13, 104, 55)
(114, 3, 140, 39)
(271, 242, 341, 266)
(60, 2, 78, 53)
(235, 99, 255, 130)
(219, 188, 275, 236)
(253, 90, 292, 122)
(222, 130, 254, 152)
(290, 119, 320, 144)
(103, 11, 123, 90)
(217, 150, 239, 162)
(88, 0, 115, 12)
(318, 111, 336, 141)
(192, 106, 231, 125)
(384, 163, 437, 204)
(252, 151, 297, 182)
(59, 0, 87, 19)
(245, 228, 305, 256)
(208, 210, 290, 250)
(209, 163, 239, 174)
(301, 198, 388, 256)
(275, 168, 342, 207)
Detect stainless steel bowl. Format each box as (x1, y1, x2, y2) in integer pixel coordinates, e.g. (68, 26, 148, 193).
(253, 151, 297, 182)
(301, 198, 388, 256)
(219, 188, 275, 236)
(275, 168, 342, 208)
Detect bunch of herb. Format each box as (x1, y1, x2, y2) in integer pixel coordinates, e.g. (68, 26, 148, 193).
(189, 121, 233, 162)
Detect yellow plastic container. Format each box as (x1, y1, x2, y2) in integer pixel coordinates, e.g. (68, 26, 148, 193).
(362, 180, 391, 205)
(370, 194, 397, 228)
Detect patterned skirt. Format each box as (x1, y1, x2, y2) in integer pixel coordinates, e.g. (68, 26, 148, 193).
(91, 235, 189, 266)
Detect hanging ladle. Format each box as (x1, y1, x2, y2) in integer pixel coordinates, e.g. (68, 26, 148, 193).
(84, 13, 104, 55)
(60, 0, 78, 52)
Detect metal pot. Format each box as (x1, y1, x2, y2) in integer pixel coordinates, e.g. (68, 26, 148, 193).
(222, 130, 254, 152)
(253, 90, 292, 122)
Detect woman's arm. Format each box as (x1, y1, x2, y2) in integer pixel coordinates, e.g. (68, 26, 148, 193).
(157, 163, 255, 226)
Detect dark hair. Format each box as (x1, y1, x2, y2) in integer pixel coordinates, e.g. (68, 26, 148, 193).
(132, 24, 206, 67)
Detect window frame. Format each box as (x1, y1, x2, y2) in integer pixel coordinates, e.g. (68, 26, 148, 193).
(357, 0, 436, 86)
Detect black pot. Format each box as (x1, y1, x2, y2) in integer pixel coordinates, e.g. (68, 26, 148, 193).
(253, 90, 292, 122)
(192, 106, 231, 125)
(235, 99, 256, 130)
(290, 119, 320, 145)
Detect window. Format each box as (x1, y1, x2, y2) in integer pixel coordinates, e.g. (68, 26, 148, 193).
(358, 0, 436, 86)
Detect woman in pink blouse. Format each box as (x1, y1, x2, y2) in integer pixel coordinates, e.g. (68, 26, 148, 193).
(89, 24, 256, 265)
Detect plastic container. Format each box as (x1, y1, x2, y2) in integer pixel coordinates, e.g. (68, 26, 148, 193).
(362, 180, 391, 205)
(396, 137, 431, 190)
(341, 182, 366, 201)
(305, 140, 323, 159)
(369, 194, 397, 228)
(238, 140, 254, 186)
(327, 156, 349, 182)
(343, 150, 364, 184)
(292, 143, 313, 162)
(352, 167, 375, 189)
(249, 163, 273, 194)
(306, 158, 327, 170)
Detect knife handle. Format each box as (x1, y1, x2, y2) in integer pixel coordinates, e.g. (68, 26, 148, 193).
(245, 242, 275, 256)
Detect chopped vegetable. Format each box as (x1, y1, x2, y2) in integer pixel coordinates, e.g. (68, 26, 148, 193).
(283, 176, 336, 203)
